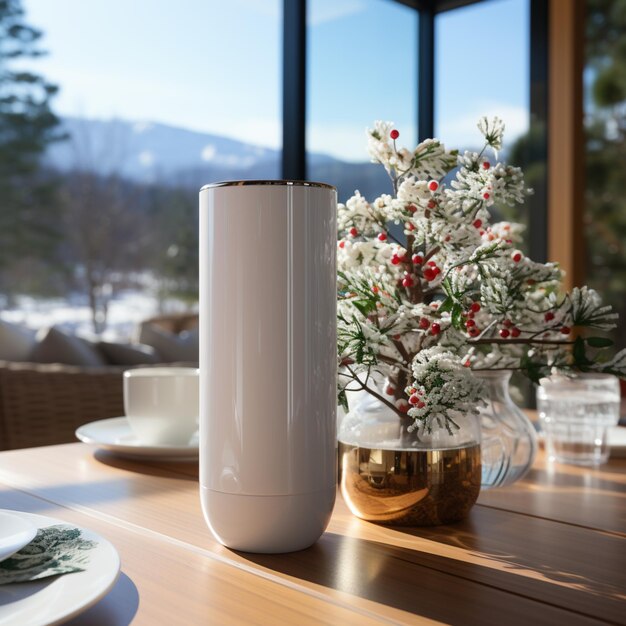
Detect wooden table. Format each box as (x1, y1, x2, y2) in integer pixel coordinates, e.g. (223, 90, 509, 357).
(0, 443, 624, 625)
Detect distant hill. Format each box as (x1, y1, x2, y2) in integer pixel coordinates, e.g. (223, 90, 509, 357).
(44, 116, 392, 201)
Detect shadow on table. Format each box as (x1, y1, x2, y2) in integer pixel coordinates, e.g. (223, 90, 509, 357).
(237, 525, 624, 625)
(93, 450, 198, 481)
(65, 573, 139, 626)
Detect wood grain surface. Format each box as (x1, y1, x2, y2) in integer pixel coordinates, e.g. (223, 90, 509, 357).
(0, 441, 625, 625)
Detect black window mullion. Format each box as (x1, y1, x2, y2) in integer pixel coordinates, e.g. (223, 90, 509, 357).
(282, 0, 306, 181)
(528, 0, 549, 263)
(418, 2, 435, 141)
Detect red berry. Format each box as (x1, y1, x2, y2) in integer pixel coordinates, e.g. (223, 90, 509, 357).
(406, 222, 415, 231)
(372, 285, 379, 294)
(378, 232, 387, 241)
(427, 260, 436, 267)
(473, 219, 482, 229)
(430, 323, 441, 335)
(511, 327, 521, 337)
(465, 319, 476, 328)
(483, 193, 490, 200)
(385, 385, 395, 395)
(428, 181, 439, 192)
(463, 360, 471, 367)
(499, 328, 510, 339)
(349, 227, 358, 237)
(338, 240, 345, 248)
(416, 400, 425, 409)
(544, 311, 555, 322)
(468, 326, 480, 337)
(419, 317, 430, 329)
(560, 326, 571, 335)
(468, 311, 475, 319)
(470, 302, 481, 313)
(409, 394, 419, 405)
(503, 319, 513, 328)
(396, 400, 409, 413)
(423, 268, 436, 281)
(390, 129, 399, 140)
(512, 251, 523, 263)
(427, 200, 436, 209)
(433, 266, 441, 275)
(482, 161, 490, 169)
(402, 276, 414, 288)
(444, 235, 451, 242)
(391, 254, 400, 265)
(412, 254, 424, 265)
(408, 204, 417, 214)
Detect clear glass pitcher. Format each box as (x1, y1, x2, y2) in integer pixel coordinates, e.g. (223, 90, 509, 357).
(477, 370, 538, 488)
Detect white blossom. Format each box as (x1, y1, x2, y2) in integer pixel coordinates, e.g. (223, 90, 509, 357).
(477, 116, 505, 153)
(337, 116, 624, 431)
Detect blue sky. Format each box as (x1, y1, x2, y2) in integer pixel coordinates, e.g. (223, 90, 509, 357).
(23, 0, 528, 161)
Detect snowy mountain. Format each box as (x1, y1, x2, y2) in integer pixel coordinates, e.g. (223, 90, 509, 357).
(44, 116, 390, 200)
(45, 116, 333, 182)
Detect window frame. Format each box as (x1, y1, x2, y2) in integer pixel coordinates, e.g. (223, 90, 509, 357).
(283, 0, 549, 261)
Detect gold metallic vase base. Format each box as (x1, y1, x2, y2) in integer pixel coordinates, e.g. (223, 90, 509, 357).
(339, 442, 481, 526)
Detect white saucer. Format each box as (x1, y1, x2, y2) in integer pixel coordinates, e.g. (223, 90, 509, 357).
(0, 513, 36, 563)
(0, 510, 120, 625)
(75, 417, 199, 461)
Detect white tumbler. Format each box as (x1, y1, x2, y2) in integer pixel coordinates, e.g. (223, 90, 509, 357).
(199, 180, 337, 553)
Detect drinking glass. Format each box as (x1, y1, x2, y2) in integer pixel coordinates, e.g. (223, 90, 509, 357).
(537, 373, 620, 465)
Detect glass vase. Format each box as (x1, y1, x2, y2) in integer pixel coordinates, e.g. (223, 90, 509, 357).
(477, 370, 538, 488)
(338, 391, 482, 526)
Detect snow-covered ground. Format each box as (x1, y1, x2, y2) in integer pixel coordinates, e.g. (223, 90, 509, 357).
(0, 290, 196, 342)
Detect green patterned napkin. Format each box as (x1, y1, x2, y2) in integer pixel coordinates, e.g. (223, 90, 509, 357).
(0, 524, 97, 584)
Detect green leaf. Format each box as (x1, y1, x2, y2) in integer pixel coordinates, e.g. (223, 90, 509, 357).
(451, 304, 463, 330)
(352, 300, 374, 318)
(338, 389, 348, 413)
(586, 336, 614, 348)
(437, 297, 454, 314)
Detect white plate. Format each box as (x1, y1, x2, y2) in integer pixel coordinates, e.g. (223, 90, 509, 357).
(0, 513, 36, 563)
(75, 417, 199, 461)
(0, 510, 120, 626)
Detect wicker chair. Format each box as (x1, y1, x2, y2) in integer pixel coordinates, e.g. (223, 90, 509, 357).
(140, 313, 198, 335)
(0, 313, 200, 450)
(0, 360, 124, 451)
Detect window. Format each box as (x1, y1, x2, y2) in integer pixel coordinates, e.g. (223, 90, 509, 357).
(306, 0, 418, 202)
(584, 0, 626, 350)
(2, 0, 281, 338)
(435, 0, 535, 233)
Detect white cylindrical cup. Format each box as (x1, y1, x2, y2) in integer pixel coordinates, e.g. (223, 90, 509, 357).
(123, 367, 199, 445)
(199, 180, 337, 553)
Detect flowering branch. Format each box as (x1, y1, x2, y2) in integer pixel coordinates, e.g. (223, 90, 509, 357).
(338, 117, 626, 432)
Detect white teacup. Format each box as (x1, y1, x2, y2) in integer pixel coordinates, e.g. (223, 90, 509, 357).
(123, 367, 199, 445)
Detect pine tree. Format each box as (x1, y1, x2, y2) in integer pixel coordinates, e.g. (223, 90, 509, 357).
(584, 0, 626, 351)
(0, 0, 63, 272)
